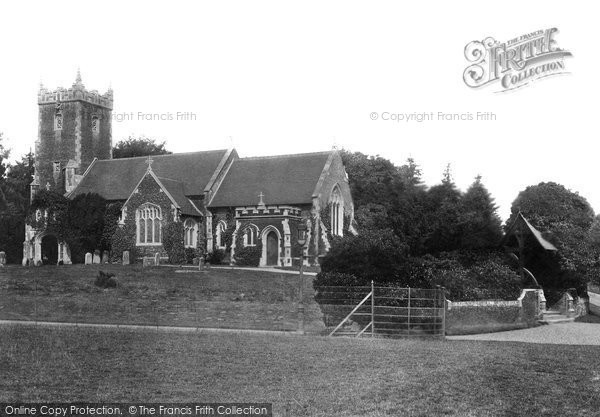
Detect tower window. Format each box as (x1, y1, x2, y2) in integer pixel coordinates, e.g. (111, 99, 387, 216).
(54, 113, 63, 131)
(91, 114, 99, 133)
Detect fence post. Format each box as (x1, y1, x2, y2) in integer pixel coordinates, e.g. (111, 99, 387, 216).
(371, 280, 375, 338)
(407, 287, 411, 336)
(441, 286, 446, 337)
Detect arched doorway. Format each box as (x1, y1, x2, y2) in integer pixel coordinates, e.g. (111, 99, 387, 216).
(266, 231, 279, 266)
(41, 234, 58, 265)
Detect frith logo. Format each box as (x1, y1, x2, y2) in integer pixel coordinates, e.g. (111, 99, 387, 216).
(463, 28, 572, 92)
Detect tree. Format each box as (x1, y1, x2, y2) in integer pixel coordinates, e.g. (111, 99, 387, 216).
(112, 135, 171, 159)
(459, 175, 503, 249)
(0, 132, 11, 209)
(30, 191, 113, 263)
(507, 182, 598, 294)
(0, 134, 35, 263)
(423, 165, 463, 253)
(340, 150, 401, 211)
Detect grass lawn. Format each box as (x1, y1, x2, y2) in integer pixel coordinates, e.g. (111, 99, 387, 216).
(2, 326, 600, 416)
(0, 265, 324, 333)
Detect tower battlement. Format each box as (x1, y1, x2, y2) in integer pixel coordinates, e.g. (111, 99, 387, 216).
(38, 70, 113, 109)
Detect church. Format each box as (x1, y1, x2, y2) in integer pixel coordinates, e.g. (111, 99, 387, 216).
(24, 73, 355, 266)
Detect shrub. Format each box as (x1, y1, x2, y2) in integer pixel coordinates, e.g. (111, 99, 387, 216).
(320, 228, 409, 284)
(234, 246, 262, 266)
(206, 249, 226, 265)
(94, 270, 118, 288)
(110, 225, 137, 263)
(163, 222, 186, 264)
(184, 247, 200, 264)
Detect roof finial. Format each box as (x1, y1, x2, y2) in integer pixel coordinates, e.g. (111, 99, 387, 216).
(75, 67, 83, 85)
(146, 155, 154, 169)
(258, 191, 266, 208)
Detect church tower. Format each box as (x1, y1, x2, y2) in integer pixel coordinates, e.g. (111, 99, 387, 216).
(33, 70, 113, 196)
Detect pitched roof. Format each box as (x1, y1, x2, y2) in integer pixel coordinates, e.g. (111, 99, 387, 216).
(156, 176, 202, 216)
(208, 151, 332, 207)
(69, 149, 229, 201)
(503, 213, 558, 251)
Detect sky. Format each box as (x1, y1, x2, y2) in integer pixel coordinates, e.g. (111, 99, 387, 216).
(0, 1, 597, 221)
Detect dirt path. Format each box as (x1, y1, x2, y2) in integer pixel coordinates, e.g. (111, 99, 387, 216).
(448, 322, 600, 345)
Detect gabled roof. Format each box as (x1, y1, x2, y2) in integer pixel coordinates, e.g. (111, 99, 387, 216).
(157, 176, 202, 216)
(503, 212, 558, 251)
(121, 169, 203, 216)
(208, 151, 333, 207)
(68, 149, 229, 200)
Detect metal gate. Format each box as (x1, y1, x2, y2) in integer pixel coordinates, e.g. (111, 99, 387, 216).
(314, 282, 446, 338)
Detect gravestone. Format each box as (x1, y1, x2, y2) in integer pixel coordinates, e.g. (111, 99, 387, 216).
(122, 251, 130, 265)
(93, 250, 101, 264)
(85, 252, 93, 265)
(143, 257, 154, 267)
(101, 251, 109, 264)
(0, 251, 6, 267)
(154, 252, 160, 266)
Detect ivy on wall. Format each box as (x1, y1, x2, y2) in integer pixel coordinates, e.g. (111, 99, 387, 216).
(163, 221, 186, 264)
(233, 230, 262, 266)
(212, 208, 236, 251)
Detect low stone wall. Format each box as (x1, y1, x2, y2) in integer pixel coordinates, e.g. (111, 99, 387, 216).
(445, 289, 544, 335)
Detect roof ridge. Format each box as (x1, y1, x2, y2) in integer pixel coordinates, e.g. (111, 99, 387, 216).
(239, 150, 332, 161)
(100, 149, 228, 162)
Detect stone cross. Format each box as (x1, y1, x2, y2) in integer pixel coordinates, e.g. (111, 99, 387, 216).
(147, 155, 154, 168)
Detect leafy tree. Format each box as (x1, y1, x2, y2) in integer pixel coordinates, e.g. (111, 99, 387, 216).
(340, 150, 401, 210)
(0, 134, 35, 263)
(506, 182, 598, 294)
(0, 132, 11, 209)
(319, 229, 409, 284)
(30, 191, 113, 263)
(112, 135, 172, 159)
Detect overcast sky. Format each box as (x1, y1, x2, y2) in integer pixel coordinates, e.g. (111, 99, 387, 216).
(0, 1, 596, 220)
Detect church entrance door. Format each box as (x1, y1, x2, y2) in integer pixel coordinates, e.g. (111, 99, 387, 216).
(266, 231, 279, 266)
(41, 235, 58, 265)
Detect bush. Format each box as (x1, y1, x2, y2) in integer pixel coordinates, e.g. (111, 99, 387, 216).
(94, 270, 118, 288)
(110, 225, 137, 263)
(320, 229, 409, 284)
(163, 222, 186, 264)
(184, 247, 200, 264)
(206, 249, 226, 265)
(234, 246, 262, 266)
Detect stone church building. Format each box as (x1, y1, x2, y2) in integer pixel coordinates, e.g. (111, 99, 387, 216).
(24, 74, 355, 266)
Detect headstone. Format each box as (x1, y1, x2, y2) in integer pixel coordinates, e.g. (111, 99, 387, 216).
(101, 251, 109, 264)
(122, 251, 130, 265)
(85, 252, 93, 265)
(93, 250, 101, 264)
(0, 251, 6, 267)
(154, 252, 160, 266)
(143, 257, 154, 267)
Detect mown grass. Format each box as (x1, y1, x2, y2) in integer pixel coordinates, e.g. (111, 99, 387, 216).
(0, 265, 324, 332)
(1, 325, 600, 416)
